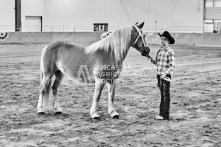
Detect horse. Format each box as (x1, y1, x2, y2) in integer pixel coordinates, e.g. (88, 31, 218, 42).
(37, 22, 150, 119)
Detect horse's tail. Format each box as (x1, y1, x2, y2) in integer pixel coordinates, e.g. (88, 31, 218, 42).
(40, 46, 48, 81)
(38, 46, 52, 109)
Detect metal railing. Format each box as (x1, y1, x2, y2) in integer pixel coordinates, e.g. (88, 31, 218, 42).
(0, 25, 219, 33)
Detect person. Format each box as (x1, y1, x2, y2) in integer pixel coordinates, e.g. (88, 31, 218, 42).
(147, 31, 175, 120)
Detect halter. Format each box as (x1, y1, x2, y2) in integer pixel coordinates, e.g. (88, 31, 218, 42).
(132, 25, 148, 47)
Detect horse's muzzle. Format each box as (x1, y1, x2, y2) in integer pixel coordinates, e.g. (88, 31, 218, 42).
(141, 46, 150, 57)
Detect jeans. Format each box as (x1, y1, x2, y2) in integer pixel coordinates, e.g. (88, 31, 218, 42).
(157, 74, 171, 120)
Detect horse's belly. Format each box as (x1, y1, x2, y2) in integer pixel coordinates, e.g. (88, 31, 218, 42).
(57, 61, 95, 83)
(95, 69, 120, 80)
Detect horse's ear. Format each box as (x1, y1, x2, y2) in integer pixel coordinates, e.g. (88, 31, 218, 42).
(135, 22, 139, 26)
(138, 22, 144, 29)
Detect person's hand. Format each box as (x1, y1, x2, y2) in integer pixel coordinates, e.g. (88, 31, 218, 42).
(160, 73, 167, 79)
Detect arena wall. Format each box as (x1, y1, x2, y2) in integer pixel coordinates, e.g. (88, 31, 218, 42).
(1, 32, 221, 46)
(0, 32, 102, 45)
(145, 33, 221, 46)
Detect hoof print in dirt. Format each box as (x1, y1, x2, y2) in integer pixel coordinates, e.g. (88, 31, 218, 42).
(55, 112, 62, 115)
(175, 118, 185, 121)
(37, 112, 45, 115)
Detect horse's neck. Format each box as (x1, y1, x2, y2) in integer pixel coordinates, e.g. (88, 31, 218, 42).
(114, 45, 131, 67)
(122, 46, 131, 61)
(119, 35, 134, 62)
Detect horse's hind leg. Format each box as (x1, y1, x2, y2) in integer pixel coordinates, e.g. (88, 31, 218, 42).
(90, 78, 105, 119)
(107, 82, 119, 119)
(37, 74, 52, 114)
(51, 70, 63, 114)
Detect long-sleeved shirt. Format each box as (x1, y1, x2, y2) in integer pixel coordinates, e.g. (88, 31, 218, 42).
(155, 46, 175, 76)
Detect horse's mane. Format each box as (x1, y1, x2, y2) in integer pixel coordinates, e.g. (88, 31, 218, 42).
(85, 26, 132, 65)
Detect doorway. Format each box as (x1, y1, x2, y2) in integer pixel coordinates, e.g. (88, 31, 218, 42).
(25, 16, 42, 32)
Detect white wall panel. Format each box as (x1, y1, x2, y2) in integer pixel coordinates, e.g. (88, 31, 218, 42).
(0, 0, 15, 31)
(44, 0, 95, 31)
(21, 0, 44, 31)
(205, 7, 221, 19)
(0, 0, 204, 32)
(43, 0, 204, 33)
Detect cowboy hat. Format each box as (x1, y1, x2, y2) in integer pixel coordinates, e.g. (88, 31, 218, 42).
(158, 31, 175, 44)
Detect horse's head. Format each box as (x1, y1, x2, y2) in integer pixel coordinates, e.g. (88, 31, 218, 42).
(131, 22, 150, 56)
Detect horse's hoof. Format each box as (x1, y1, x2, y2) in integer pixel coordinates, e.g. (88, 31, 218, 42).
(109, 110, 119, 118)
(90, 111, 100, 119)
(92, 117, 101, 120)
(113, 115, 119, 119)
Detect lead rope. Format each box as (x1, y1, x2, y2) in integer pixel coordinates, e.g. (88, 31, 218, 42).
(145, 55, 171, 82)
(146, 57, 157, 74)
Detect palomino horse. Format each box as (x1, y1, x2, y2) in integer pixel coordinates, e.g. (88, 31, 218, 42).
(37, 22, 150, 119)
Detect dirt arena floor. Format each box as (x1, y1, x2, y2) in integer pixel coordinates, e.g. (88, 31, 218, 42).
(0, 43, 221, 147)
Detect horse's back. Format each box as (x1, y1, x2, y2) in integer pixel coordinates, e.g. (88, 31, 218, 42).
(41, 41, 86, 74)
(41, 41, 95, 82)
(45, 41, 85, 54)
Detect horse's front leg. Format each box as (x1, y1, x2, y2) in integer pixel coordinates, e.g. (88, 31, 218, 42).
(107, 81, 119, 119)
(90, 78, 105, 119)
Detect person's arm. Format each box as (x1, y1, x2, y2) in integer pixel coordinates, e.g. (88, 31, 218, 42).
(141, 51, 156, 65)
(150, 49, 161, 65)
